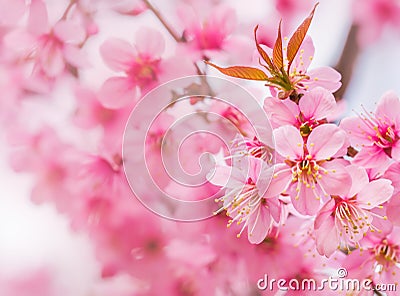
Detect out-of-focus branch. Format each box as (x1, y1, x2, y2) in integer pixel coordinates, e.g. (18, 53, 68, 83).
(142, 0, 183, 43)
(144, 0, 214, 96)
(333, 24, 360, 100)
(61, 0, 77, 20)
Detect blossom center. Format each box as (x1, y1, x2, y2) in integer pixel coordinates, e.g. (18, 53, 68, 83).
(358, 107, 399, 151)
(373, 125, 397, 149)
(334, 200, 370, 240)
(215, 177, 262, 238)
(371, 239, 400, 273)
(373, 239, 399, 267)
(129, 57, 160, 87)
(290, 157, 321, 193)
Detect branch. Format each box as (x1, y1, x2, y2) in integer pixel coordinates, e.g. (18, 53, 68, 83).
(142, 0, 183, 43)
(333, 24, 361, 100)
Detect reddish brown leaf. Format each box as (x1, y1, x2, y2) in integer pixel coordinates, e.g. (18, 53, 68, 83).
(273, 20, 284, 70)
(286, 3, 318, 70)
(254, 25, 276, 72)
(205, 61, 268, 81)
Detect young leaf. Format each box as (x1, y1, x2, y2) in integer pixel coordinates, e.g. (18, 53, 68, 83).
(205, 61, 269, 81)
(286, 3, 318, 70)
(254, 25, 276, 73)
(273, 20, 284, 70)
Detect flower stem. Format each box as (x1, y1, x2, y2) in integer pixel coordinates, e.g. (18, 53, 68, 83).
(61, 0, 77, 20)
(142, 0, 183, 43)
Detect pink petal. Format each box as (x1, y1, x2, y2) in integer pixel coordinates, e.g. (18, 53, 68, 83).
(315, 207, 339, 257)
(39, 43, 65, 77)
(390, 140, 400, 161)
(290, 183, 321, 215)
(3, 30, 36, 53)
(53, 20, 86, 44)
(207, 165, 244, 188)
(340, 116, 375, 147)
(306, 67, 342, 93)
(265, 164, 291, 197)
(318, 161, 351, 196)
(0, 0, 26, 26)
(307, 124, 347, 160)
(98, 76, 137, 109)
(314, 198, 335, 229)
(110, 0, 147, 15)
(100, 38, 135, 72)
(292, 36, 315, 74)
(28, 0, 49, 35)
(267, 198, 281, 223)
(273, 125, 304, 159)
(247, 204, 272, 244)
(176, 4, 198, 38)
(370, 207, 393, 235)
(63, 45, 89, 68)
(299, 87, 336, 121)
(346, 165, 369, 198)
(357, 179, 393, 209)
(353, 145, 391, 170)
(384, 162, 400, 195)
(135, 27, 165, 57)
(209, 5, 236, 36)
(387, 193, 400, 226)
(263, 97, 298, 127)
(252, 159, 273, 195)
(158, 56, 195, 84)
(375, 91, 400, 125)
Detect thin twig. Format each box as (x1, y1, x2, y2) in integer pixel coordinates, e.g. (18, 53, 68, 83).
(142, 0, 182, 43)
(61, 0, 77, 20)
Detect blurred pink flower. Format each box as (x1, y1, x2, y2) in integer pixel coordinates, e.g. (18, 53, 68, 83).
(99, 27, 193, 109)
(178, 4, 236, 54)
(353, 0, 400, 45)
(0, 269, 55, 296)
(109, 0, 148, 16)
(4, 0, 88, 78)
(7, 126, 82, 211)
(343, 230, 400, 295)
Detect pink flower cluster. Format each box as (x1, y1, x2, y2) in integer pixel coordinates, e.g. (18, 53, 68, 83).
(1, 0, 400, 295)
(206, 5, 400, 293)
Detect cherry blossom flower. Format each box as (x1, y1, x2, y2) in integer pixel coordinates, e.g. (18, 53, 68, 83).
(341, 91, 400, 171)
(208, 157, 285, 243)
(314, 165, 394, 257)
(99, 27, 193, 109)
(342, 230, 400, 295)
(4, 0, 88, 78)
(229, 134, 274, 165)
(264, 86, 337, 131)
(177, 3, 244, 60)
(273, 124, 350, 215)
(353, 0, 400, 45)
